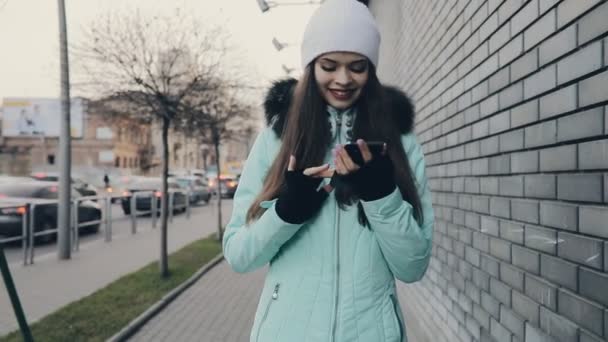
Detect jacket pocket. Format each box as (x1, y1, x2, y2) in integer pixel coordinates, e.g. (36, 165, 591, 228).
(255, 283, 280, 342)
(390, 294, 404, 342)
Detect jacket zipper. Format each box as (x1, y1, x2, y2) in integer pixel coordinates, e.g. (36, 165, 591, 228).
(255, 283, 280, 342)
(390, 294, 404, 342)
(331, 110, 343, 342)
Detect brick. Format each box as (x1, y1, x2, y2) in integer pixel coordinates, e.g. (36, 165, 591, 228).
(454, 178, 465, 192)
(539, 144, 577, 172)
(578, 1, 608, 44)
(466, 213, 481, 231)
(465, 177, 480, 194)
(482, 290, 501, 318)
(472, 195, 490, 214)
(458, 126, 473, 143)
(474, 302, 491, 330)
(490, 237, 512, 262)
(473, 120, 490, 140)
(525, 273, 558, 310)
(454, 240, 466, 259)
(466, 279, 481, 304)
(580, 70, 608, 107)
(480, 11, 499, 43)
(473, 232, 489, 254)
(524, 174, 556, 199)
(539, 84, 577, 120)
(500, 306, 525, 340)
(524, 120, 556, 148)
(490, 197, 510, 218)
(579, 139, 608, 170)
(605, 38, 608, 67)
(489, 110, 511, 134)
(499, 176, 524, 197)
(580, 330, 604, 342)
(481, 177, 499, 195)
(540, 306, 579, 342)
(454, 209, 466, 225)
(481, 136, 499, 155)
(472, 158, 490, 175)
(500, 220, 524, 244)
(482, 215, 500, 236)
(481, 254, 501, 278)
(525, 322, 553, 342)
(481, 94, 499, 117)
(557, 174, 604, 202)
(558, 289, 604, 336)
(524, 8, 556, 50)
(539, 25, 576, 65)
(540, 254, 579, 291)
(466, 312, 482, 340)
(499, 35, 523, 68)
(498, 0, 525, 24)
(465, 141, 481, 159)
(539, 201, 578, 231)
(512, 291, 540, 325)
(523, 65, 556, 99)
(557, 0, 603, 28)
(489, 23, 511, 54)
(579, 267, 608, 307)
(473, 268, 491, 292)
(489, 155, 510, 175)
(511, 0, 539, 36)
(557, 232, 604, 270)
(490, 317, 513, 342)
(510, 150, 538, 173)
(557, 107, 604, 142)
(510, 199, 539, 224)
(557, 41, 603, 84)
(512, 245, 540, 274)
(459, 290, 474, 313)
(580, 205, 608, 239)
(540, 0, 559, 13)
(500, 263, 524, 291)
(510, 99, 538, 127)
(465, 246, 481, 267)
(510, 48, 537, 82)
(490, 67, 511, 93)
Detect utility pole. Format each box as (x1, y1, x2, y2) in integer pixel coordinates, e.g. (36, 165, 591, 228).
(57, 0, 72, 259)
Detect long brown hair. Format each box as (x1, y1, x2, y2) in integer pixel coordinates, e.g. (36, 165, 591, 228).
(246, 63, 424, 226)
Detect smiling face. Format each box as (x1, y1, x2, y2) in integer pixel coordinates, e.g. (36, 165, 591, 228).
(314, 51, 370, 110)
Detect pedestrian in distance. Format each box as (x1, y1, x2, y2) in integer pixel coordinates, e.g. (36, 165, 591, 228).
(223, 0, 434, 341)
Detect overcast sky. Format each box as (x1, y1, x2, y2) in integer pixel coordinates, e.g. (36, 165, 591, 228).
(0, 0, 318, 101)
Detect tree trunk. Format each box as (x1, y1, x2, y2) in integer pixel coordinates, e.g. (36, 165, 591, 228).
(160, 116, 170, 277)
(214, 133, 223, 242)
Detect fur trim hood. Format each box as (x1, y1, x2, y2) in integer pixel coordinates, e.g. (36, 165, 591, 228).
(263, 78, 415, 137)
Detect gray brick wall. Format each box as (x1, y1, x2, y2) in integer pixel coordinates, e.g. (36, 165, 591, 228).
(371, 0, 608, 341)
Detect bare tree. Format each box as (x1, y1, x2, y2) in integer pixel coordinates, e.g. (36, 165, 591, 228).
(73, 9, 227, 277)
(178, 83, 257, 241)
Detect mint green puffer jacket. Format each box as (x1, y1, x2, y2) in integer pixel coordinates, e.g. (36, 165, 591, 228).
(223, 80, 434, 342)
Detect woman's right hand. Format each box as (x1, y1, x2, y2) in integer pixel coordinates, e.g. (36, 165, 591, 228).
(275, 156, 332, 224)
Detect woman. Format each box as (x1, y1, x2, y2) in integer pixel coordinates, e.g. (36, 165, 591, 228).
(223, 0, 434, 341)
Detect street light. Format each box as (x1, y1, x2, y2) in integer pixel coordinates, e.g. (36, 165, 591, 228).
(272, 37, 290, 51)
(257, 0, 324, 13)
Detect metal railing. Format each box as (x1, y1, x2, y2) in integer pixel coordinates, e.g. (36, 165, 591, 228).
(0, 189, 192, 266)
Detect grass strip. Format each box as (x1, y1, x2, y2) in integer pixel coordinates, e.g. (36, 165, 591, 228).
(0, 235, 222, 342)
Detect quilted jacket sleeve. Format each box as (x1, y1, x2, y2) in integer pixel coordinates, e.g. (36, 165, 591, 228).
(360, 133, 434, 283)
(222, 127, 303, 273)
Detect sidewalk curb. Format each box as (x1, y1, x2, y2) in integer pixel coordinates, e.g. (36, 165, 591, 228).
(107, 253, 225, 342)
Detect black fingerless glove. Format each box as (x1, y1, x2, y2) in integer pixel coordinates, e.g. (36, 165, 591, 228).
(344, 155, 396, 201)
(275, 170, 329, 224)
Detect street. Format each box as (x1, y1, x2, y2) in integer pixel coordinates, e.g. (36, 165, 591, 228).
(0, 199, 233, 336)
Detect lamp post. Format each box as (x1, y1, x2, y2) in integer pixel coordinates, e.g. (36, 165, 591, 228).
(257, 0, 324, 13)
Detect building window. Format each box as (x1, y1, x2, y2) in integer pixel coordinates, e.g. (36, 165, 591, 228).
(47, 154, 55, 165)
(123, 157, 127, 168)
(115, 156, 120, 167)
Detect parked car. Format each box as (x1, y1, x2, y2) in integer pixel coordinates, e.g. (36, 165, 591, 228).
(0, 180, 102, 243)
(120, 178, 188, 215)
(218, 175, 239, 198)
(30, 171, 99, 198)
(172, 176, 211, 204)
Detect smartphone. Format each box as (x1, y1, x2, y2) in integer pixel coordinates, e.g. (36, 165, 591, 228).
(343, 141, 386, 166)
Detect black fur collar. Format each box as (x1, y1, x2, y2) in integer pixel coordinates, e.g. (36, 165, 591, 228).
(263, 78, 415, 137)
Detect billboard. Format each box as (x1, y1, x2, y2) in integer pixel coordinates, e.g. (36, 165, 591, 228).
(1, 98, 84, 138)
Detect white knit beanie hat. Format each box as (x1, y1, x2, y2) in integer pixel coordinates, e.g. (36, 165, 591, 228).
(301, 0, 381, 69)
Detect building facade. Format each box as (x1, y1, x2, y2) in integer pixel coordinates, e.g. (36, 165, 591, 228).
(369, 1, 608, 341)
